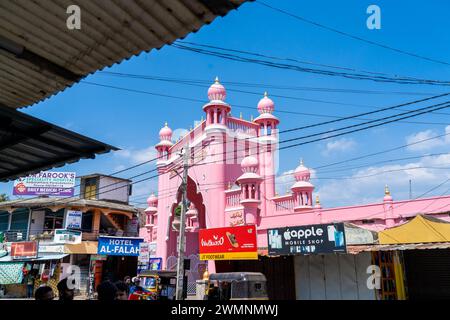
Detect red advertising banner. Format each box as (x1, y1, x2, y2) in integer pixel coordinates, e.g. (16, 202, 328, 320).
(11, 241, 38, 259)
(198, 225, 258, 260)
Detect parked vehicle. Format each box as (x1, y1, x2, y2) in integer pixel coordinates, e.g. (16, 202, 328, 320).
(129, 270, 177, 300)
(205, 272, 268, 300)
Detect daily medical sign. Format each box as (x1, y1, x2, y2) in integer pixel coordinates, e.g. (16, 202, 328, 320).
(13, 171, 76, 197)
(267, 223, 347, 256)
(199, 225, 258, 261)
(97, 236, 144, 256)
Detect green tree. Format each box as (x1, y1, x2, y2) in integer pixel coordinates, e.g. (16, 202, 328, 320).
(0, 194, 9, 202)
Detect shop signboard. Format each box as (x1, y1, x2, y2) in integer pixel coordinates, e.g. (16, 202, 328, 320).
(267, 223, 347, 256)
(53, 229, 82, 244)
(11, 241, 38, 259)
(126, 216, 139, 236)
(65, 210, 83, 229)
(13, 171, 76, 197)
(138, 242, 150, 263)
(97, 236, 143, 256)
(198, 225, 258, 261)
(149, 258, 162, 270)
(38, 244, 65, 254)
(149, 242, 157, 258)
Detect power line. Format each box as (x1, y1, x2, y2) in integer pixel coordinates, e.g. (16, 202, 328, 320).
(357, 178, 450, 220)
(280, 101, 449, 138)
(257, 0, 450, 67)
(279, 103, 450, 151)
(100, 71, 437, 96)
(10, 90, 450, 208)
(98, 71, 450, 117)
(171, 43, 450, 86)
(313, 131, 450, 171)
(317, 152, 450, 175)
(17, 100, 450, 210)
(81, 81, 450, 130)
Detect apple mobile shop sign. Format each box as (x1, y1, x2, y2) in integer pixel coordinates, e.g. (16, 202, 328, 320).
(267, 223, 347, 256)
(97, 236, 144, 256)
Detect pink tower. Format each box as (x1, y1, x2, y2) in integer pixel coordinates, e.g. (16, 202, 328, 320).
(254, 93, 279, 217)
(154, 122, 173, 267)
(202, 77, 230, 229)
(291, 159, 315, 212)
(144, 193, 158, 242)
(237, 156, 263, 224)
(155, 122, 173, 162)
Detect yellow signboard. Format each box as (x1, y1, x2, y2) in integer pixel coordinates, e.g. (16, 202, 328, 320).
(200, 251, 258, 261)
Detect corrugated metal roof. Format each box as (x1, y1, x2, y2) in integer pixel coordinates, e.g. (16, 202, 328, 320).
(0, 0, 247, 109)
(0, 106, 118, 182)
(0, 197, 137, 213)
(347, 242, 450, 254)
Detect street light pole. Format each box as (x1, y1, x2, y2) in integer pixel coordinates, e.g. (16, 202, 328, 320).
(175, 143, 189, 300)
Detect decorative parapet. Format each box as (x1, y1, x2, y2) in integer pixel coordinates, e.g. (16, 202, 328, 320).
(225, 189, 242, 208)
(272, 194, 295, 211)
(226, 117, 258, 136)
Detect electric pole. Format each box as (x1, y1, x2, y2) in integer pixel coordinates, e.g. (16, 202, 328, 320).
(175, 143, 189, 300)
(409, 179, 412, 199)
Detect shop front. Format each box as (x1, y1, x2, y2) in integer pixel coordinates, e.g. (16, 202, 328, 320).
(0, 241, 69, 298)
(265, 222, 380, 300)
(95, 236, 143, 283)
(377, 215, 450, 300)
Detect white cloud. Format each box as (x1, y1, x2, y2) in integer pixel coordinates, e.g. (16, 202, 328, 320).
(115, 146, 157, 164)
(275, 167, 317, 195)
(315, 153, 450, 207)
(406, 125, 450, 151)
(322, 138, 356, 156)
(172, 128, 189, 142)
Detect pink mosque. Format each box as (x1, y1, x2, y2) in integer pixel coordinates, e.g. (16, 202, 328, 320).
(140, 78, 450, 273)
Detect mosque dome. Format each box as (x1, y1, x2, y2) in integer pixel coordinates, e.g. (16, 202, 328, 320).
(207, 77, 226, 101)
(241, 156, 259, 173)
(294, 159, 311, 181)
(257, 92, 275, 114)
(159, 122, 172, 141)
(146, 193, 158, 207)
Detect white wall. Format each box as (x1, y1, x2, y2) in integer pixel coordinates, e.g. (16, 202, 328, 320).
(98, 176, 129, 203)
(294, 253, 376, 300)
(29, 210, 45, 236)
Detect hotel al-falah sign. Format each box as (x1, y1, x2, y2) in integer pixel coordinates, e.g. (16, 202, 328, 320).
(198, 225, 258, 260)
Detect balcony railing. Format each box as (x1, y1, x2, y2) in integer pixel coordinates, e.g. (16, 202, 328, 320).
(226, 189, 242, 208)
(273, 195, 295, 211)
(226, 118, 258, 136)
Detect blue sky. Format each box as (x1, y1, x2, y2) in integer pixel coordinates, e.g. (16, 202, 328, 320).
(2, 0, 450, 208)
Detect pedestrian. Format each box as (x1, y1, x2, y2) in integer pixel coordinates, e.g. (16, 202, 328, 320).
(114, 281, 128, 300)
(34, 286, 54, 301)
(25, 272, 35, 299)
(129, 277, 143, 295)
(124, 276, 131, 292)
(57, 277, 75, 301)
(97, 280, 117, 301)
